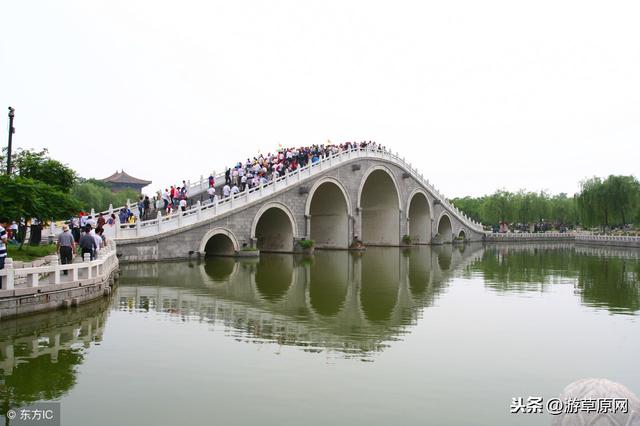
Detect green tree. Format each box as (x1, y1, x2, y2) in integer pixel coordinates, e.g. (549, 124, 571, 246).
(6, 148, 77, 192)
(603, 175, 640, 226)
(481, 190, 513, 224)
(451, 196, 484, 222)
(0, 175, 82, 222)
(72, 181, 139, 212)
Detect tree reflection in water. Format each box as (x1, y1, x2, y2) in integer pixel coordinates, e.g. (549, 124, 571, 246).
(468, 243, 640, 313)
(0, 299, 110, 418)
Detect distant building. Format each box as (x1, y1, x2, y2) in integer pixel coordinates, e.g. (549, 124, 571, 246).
(100, 170, 151, 193)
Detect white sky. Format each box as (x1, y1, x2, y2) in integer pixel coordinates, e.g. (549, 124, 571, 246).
(1, 0, 639, 198)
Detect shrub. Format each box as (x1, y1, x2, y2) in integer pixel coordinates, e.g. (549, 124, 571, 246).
(297, 239, 315, 249)
(402, 234, 412, 245)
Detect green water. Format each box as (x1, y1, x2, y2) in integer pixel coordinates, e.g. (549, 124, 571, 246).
(1, 244, 639, 425)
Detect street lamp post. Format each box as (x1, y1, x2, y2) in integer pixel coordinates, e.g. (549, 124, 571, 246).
(6, 106, 15, 175)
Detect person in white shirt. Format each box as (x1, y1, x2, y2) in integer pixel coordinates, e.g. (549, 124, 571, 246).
(222, 184, 231, 198)
(207, 186, 216, 202)
(179, 198, 187, 212)
(91, 229, 102, 253)
(231, 185, 239, 195)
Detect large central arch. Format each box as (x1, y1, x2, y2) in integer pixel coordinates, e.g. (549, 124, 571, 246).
(358, 167, 401, 246)
(307, 178, 350, 249)
(252, 203, 297, 252)
(407, 190, 432, 244)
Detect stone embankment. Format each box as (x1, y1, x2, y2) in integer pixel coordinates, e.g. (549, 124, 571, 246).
(484, 232, 640, 249)
(0, 241, 119, 320)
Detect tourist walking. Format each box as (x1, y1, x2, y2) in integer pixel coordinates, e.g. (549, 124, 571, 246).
(97, 212, 106, 228)
(138, 196, 144, 219)
(56, 224, 76, 275)
(78, 225, 97, 260)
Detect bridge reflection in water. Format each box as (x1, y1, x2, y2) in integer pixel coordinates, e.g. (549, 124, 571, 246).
(1, 244, 639, 415)
(115, 245, 482, 357)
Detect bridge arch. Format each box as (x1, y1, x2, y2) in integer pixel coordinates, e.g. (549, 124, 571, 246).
(407, 189, 432, 244)
(199, 228, 240, 257)
(305, 177, 351, 249)
(358, 166, 401, 246)
(458, 229, 467, 241)
(251, 202, 298, 252)
(436, 212, 453, 244)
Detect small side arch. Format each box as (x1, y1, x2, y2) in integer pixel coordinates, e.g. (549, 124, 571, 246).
(436, 212, 453, 244)
(405, 188, 434, 221)
(199, 227, 240, 256)
(251, 202, 298, 252)
(406, 188, 434, 244)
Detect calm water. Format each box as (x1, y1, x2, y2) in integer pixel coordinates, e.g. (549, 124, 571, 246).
(1, 244, 639, 425)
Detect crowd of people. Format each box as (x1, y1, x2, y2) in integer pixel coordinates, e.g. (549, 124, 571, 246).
(55, 220, 108, 273)
(218, 141, 382, 194)
(143, 141, 383, 215)
(70, 141, 385, 229)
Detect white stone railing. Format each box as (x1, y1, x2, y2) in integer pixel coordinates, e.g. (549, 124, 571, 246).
(112, 146, 485, 240)
(484, 232, 640, 247)
(0, 240, 119, 292)
(575, 234, 640, 243)
(485, 232, 575, 240)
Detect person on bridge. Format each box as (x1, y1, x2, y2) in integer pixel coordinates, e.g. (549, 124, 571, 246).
(56, 225, 76, 275)
(162, 188, 170, 212)
(96, 213, 106, 229)
(79, 225, 97, 261)
(118, 208, 127, 225)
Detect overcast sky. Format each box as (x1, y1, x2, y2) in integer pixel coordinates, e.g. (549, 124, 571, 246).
(1, 0, 638, 198)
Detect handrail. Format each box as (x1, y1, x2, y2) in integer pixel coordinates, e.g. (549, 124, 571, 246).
(484, 232, 640, 243)
(112, 146, 486, 240)
(0, 240, 119, 292)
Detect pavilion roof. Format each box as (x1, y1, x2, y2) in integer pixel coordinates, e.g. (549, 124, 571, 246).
(101, 170, 151, 185)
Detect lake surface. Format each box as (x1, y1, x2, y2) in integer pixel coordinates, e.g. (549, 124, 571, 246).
(1, 244, 639, 425)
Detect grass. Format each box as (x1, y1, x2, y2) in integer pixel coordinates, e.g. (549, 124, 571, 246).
(7, 243, 57, 262)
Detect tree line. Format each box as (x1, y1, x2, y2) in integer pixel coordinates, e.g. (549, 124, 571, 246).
(452, 175, 640, 229)
(0, 149, 138, 232)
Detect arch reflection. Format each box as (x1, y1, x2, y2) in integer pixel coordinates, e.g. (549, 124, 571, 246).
(360, 248, 401, 322)
(255, 254, 294, 302)
(309, 251, 349, 316)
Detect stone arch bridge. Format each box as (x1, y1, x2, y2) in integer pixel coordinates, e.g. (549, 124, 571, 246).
(114, 147, 485, 262)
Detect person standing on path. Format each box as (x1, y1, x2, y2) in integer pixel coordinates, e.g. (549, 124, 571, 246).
(79, 225, 97, 261)
(56, 224, 76, 275)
